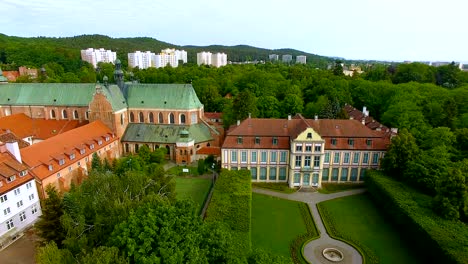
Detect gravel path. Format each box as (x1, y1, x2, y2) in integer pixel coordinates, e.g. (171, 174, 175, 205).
(252, 188, 366, 264)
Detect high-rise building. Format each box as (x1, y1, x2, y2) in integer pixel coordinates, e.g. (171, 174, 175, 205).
(296, 55, 307, 64)
(151, 49, 187, 68)
(80, 48, 117, 68)
(128, 51, 154, 69)
(197, 52, 212, 66)
(269, 54, 279, 61)
(282, 54, 293, 63)
(211, 53, 228, 67)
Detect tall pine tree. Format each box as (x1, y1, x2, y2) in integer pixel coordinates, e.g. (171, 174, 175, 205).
(36, 185, 66, 247)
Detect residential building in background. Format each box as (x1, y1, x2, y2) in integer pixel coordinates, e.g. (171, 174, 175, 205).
(222, 114, 391, 188)
(0, 141, 41, 249)
(152, 48, 187, 68)
(128, 51, 154, 69)
(269, 54, 279, 61)
(282, 54, 293, 63)
(296, 55, 307, 64)
(80, 48, 117, 68)
(197, 51, 212, 66)
(211, 53, 228, 67)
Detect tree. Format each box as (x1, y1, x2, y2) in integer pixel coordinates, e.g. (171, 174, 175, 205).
(332, 61, 344, 76)
(381, 129, 420, 180)
(232, 90, 258, 121)
(281, 94, 304, 117)
(433, 167, 467, 220)
(36, 242, 74, 264)
(91, 152, 102, 172)
(36, 186, 66, 246)
(257, 96, 281, 118)
(197, 159, 206, 175)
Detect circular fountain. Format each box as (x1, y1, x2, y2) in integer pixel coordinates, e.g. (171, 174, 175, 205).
(322, 248, 344, 262)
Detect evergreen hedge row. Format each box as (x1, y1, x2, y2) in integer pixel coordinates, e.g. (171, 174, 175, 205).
(205, 169, 252, 253)
(366, 170, 468, 264)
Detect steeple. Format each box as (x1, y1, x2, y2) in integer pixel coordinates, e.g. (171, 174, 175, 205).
(113, 59, 124, 89)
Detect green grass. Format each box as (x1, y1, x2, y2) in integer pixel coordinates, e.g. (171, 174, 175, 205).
(174, 177, 212, 213)
(318, 194, 421, 264)
(318, 182, 365, 194)
(251, 193, 316, 262)
(166, 165, 201, 176)
(252, 182, 297, 194)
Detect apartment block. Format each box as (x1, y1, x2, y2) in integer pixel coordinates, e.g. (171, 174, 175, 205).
(80, 48, 117, 68)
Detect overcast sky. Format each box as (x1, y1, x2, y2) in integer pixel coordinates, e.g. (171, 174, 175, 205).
(1, 0, 466, 62)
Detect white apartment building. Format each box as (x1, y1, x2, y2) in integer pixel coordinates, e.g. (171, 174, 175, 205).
(152, 49, 187, 68)
(197, 52, 212, 66)
(0, 141, 41, 250)
(211, 53, 228, 68)
(80, 48, 117, 68)
(296, 55, 307, 64)
(128, 51, 155, 69)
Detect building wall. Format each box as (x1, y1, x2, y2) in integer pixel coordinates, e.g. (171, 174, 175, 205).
(0, 105, 89, 121)
(127, 109, 201, 126)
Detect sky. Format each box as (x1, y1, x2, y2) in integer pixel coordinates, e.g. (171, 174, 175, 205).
(0, 0, 467, 62)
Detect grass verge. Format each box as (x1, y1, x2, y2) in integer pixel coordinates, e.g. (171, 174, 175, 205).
(252, 182, 297, 194)
(174, 177, 212, 214)
(318, 182, 365, 194)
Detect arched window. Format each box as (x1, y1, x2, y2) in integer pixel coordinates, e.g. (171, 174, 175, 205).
(73, 110, 79, 119)
(125, 143, 129, 153)
(120, 114, 124, 125)
(139, 112, 144, 123)
(62, 109, 68, 119)
(169, 113, 175, 124)
(130, 112, 135, 122)
(149, 112, 154, 123)
(154, 145, 159, 151)
(50, 109, 56, 118)
(85, 111, 89, 120)
(158, 112, 163, 123)
(180, 114, 186, 124)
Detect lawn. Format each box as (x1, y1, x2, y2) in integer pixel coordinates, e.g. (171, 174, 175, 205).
(318, 194, 421, 264)
(174, 177, 212, 213)
(251, 193, 316, 261)
(318, 182, 365, 194)
(252, 182, 297, 194)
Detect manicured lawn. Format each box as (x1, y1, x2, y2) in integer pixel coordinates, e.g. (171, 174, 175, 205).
(166, 165, 200, 176)
(252, 182, 297, 194)
(174, 177, 212, 213)
(318, 182, 365, 194)
(251, 193, 312, 259)
(318, 194, 421, 264)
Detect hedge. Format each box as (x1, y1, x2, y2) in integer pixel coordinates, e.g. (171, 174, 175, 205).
(290, 203, 320, 264)
(205, 169, 252, 253)
(366, 170, 468, 264)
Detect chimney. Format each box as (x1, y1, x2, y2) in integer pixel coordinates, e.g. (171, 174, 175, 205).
(0, 143, 6, 153)
(361, 118, 366, 125)
(314, 115, 318, 121)
(363, 106, 368, 117)
(248, 113, 251, 119)
(6, 141, 21, 163)
(237, 120, 240, 126)
(288, 115, 291, 120)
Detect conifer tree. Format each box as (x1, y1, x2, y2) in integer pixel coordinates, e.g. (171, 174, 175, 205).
(36, 185, 65, 247)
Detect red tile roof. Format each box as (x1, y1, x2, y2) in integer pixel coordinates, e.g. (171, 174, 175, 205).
(20, 121, 118, 180)
(2, 71, 19, 82)
(197, 147, 221, 156)
(0, 113, 86, 140)
(0, 132, 30, 148)
(0, 151, 32, 195)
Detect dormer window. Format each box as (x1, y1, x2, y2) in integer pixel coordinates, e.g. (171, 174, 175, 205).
(80, 149, 85, 155)
(70, 153, 75, 160)
(48, 165, 53, 171)
(307, 133, 312, 139)
(19, 170, 27, 177)
(7, 176, 16, 182)
(98, 140, 103, 146)
(255, 137, 260, 145)
(331, 138, 337, 146)
(237, 136, 243, 144)
(366, 139, 372, 147)
(348, 139, 354, 146)
(59, 159, 65, 166)
(272, 137, 278, 145)
(105, 136, 110, 142)
(90, 144, 95, 150)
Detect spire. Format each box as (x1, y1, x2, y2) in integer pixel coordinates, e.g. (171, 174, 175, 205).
(113, 59, 124, 89)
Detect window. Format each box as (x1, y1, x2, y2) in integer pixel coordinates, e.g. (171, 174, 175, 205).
(280, 151, 287, 163)
(48, 165, 53, 171)
(270, 152, 277, 163)
(331, 168, 339, 181)
(29, 194, 35, 201)
(324, 153, 330, 163)
(295, 156, 302, 167)
(19, 170, 27, 177)
(314, 156, 320, 168)
(0, 194, 7, 203)
(14, 188, 20, 195)
(169, 113, 175, 124)
(4, 207, 11, 215)
(159, 112, 164, 123)
(307, 132, 312, 139)
(68, 166, 72, 172)
(6, 219, 14, 230)
(295, 144, 303, 152)
(139, 112, 144, 122)
(17, 200, 23, 207)
(255, 137, 260, 144)
(251, 151, 257, 163)
(250, 167, 257, 180)
(62, 109, 68, 119)
(85, 111, 89, 120)
(348, 139, 354, 146)
(85, 157, 89, 162)
(304, 156, 311, 167)
(341, 168, 349, 181)
(231, 150, 238, 163)
(57, 173, 61, 178)
(231, 167, 238, 171)
(272, 137, 278, 145)
(180, 114, 186, 124)
(261, 151, 267, 163)
(32, 205, 38, 214)
(7, 175, 16, 182)
(260, 167, 267, 180)
(50, 109, 56, 118)
(333, 152, 340, 164)
(331, 138, 337, 145)
(344, 153, 350, 164)
(351, 168, 358, 181)
(98, 140, 103, 145)
(322, 168, 329, 181)
(241, 151, 247, 163)
(305, 144, 312, 152)
(279, 167, 287, 180)
(269, 167, 277, 180)
(303, 173, 310, 185)
(372, 153, 379, 165)
(70, 153, 75, 160)
(26, 182, 32, 189)
(73, 110, 79, 119)
(120, 114, 124, 125)
(353, 153, 360, 164)
(129, 112, 135, 122)
(237, 136, 243, 144)
(149, 112, 154, 123)
(294, 173, 301, 184)
(314, 145, 321, 152)
(366, 139, 372, 147)
(80, 149, 85, 155)
(59, 159, 65, 165)
(360, 169, 367, 180)
(19, 211, 26, 222)
(90, 144, 95, 150)
(105, 136, 110, 142)
(363, 153, 369, 164)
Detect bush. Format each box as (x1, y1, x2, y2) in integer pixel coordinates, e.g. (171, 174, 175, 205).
(290, 203, 319, 264)
(366, 170, 468, 264)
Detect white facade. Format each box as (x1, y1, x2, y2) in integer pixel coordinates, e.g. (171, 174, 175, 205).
(0, 179, 41, 249)
(128, 51, 154, 69)
(296, 55, 307, 64)
(211, 53, 228, 68)
(174, 50, 188, 64)
(197, 52, 212, 66)
(80, 48, 117, 68)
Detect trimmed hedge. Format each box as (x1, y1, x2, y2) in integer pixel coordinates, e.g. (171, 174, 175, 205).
(366, 170, 468, 264)
(290, 203, 320, 264)
(205, 169, 252, 253)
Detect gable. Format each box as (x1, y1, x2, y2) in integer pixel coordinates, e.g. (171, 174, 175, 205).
(294, 127, 323, 141)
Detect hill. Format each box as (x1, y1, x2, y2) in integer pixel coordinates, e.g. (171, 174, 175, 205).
(0, 34, 331, 70)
